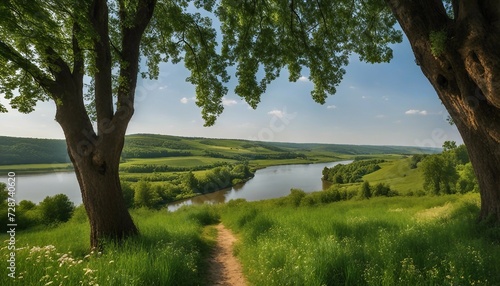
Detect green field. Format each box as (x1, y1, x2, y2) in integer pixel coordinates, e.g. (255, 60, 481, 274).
(3, 192, 499, 285)
(219, 193, 500, 285)
(0, 163, 73, 174)
(362, 157, 424, 195)
(1, 134, 440, 175)
(120, 156, 237, 168)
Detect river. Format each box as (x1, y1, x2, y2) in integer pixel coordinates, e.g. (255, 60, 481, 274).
(0, 160, 352, 209)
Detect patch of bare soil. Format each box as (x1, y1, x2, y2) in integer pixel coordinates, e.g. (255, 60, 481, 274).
(206, 224, 247, 286)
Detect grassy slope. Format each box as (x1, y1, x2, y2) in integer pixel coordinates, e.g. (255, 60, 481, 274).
(220, 193, 500, 286)
(362, 157, 424, 195)
(0, 206, 219, 285)
(1, 134, 440, 174)
(3, 187, 498, 285)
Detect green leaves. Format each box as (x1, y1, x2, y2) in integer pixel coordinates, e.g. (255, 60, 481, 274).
(0, 0, 402, 125)
(216, 0, 401, 110)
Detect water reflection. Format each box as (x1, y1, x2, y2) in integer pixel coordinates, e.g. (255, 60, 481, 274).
(167, 160, 352, 211)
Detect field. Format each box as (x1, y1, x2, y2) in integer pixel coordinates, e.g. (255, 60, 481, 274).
(362, 156, 424, 195)
(219, 193, 500, 285)
(1, 134, 439, 175)
(2, 193, 499, 285)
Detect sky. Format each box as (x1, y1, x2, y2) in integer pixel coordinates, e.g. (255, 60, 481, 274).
(0, 32, 463, 148)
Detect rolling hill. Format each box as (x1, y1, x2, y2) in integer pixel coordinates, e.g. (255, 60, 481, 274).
(0, 134, 441, 166)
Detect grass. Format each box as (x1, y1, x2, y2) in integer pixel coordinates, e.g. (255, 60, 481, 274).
(3, 191, 499, 285)
(120, 156, 236, 168)
(0, 205, 220, 286)
(219, 193, 500, 286)
(362, 157, 424, 195)
(0, 163, 73, 174)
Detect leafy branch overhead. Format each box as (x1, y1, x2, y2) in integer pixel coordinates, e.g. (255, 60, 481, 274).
(0, 0, 401, 126)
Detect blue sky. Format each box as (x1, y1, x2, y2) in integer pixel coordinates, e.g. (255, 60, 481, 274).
(0, 34, 463, 148)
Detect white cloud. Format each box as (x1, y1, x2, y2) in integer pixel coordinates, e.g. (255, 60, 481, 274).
(405, 109, 428, 115)
(382, 96, 389, 101)
(327, 105, 337, 109)
(180, 97, 196, 104)
(158, 85, 168, 90)
(222, 97, 238, 106)
(268, 109, 284, 118)
(376, 114, 386, 118)
(298, 76, 309, 82)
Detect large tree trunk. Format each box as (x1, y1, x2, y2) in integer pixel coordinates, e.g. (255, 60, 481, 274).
(385, 1, 500, 222)
(55, 88, 138, 249)
(68, 140, 138, 248)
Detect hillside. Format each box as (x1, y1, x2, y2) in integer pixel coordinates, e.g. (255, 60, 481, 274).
(0, 133, 440, 166)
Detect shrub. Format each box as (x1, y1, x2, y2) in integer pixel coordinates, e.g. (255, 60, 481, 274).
(134, 180, 162, 209)
(372, 183, 391, 197)
(288, 189, 306, 207)
(121, 181, 135, 208)
(359, 181, 372, 199)
(39, 194, 75, 224)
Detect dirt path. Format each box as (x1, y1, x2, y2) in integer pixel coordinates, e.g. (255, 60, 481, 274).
(206, 224, 247, 286)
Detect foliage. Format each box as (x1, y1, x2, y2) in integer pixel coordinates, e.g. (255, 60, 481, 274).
(121, 181, 135, 208)
(360, 181, 372, 199)
(133, 180, 162, 209)
(421, 154, 458, 195)
(0, 136, 69, 165)
(39, 194, 75, 225)
(323, 159, 384, 183)
(420, 144, 476, 195)
(409, 154, 427, 169)
(429, 29, 447, 57)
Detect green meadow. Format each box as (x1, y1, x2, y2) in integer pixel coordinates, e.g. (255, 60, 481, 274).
(219, 193, 500, 286)
(2, 193, 500, 285)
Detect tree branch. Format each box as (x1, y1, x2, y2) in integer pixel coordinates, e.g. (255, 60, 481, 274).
(0, 40, 56, 94)
(90, 0, 114, 129)
(116, 0, 156, 111)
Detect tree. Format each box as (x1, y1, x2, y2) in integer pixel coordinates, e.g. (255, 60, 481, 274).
(134, 180, 161, 209)
(383, 1, 500, 222)
(1, 1, 498, 248)
(421, 154, 459, 195)
(39, 194, 75, 224)
(360, 181, 372, 199)
(442, 141, 458, 152)
(215, 0, 500, 222)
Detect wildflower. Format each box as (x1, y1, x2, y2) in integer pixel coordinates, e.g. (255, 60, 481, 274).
(83, 268, 97, 276)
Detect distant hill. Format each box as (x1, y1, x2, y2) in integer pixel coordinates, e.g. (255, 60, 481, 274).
(0, 134, 441, 165)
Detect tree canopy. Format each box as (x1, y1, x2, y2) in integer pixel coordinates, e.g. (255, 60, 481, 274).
(0, 0, 402, 126)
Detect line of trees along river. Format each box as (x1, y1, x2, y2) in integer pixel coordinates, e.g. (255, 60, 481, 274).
(0, 161, 351, 210)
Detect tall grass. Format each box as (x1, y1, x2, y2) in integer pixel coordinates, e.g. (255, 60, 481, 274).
(221, 193, 500, 285)
(1, 206, 219, 285)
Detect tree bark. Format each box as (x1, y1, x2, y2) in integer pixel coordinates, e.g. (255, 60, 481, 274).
(385, 0, 500, 223)
(54, 80, 138, 249)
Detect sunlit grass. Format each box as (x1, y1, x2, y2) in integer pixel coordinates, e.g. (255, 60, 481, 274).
(220, 193, 500, 285)
(0, 206, 219, 285)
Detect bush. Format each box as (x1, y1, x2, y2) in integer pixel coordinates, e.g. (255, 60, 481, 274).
(372, 183, 391, 197)
(121, 181, 135, 208)
(39, 194, 75, 224)
(288, 189, 306, 207)
(359, 181, 372, 199)
(134, 180, 162, 209)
